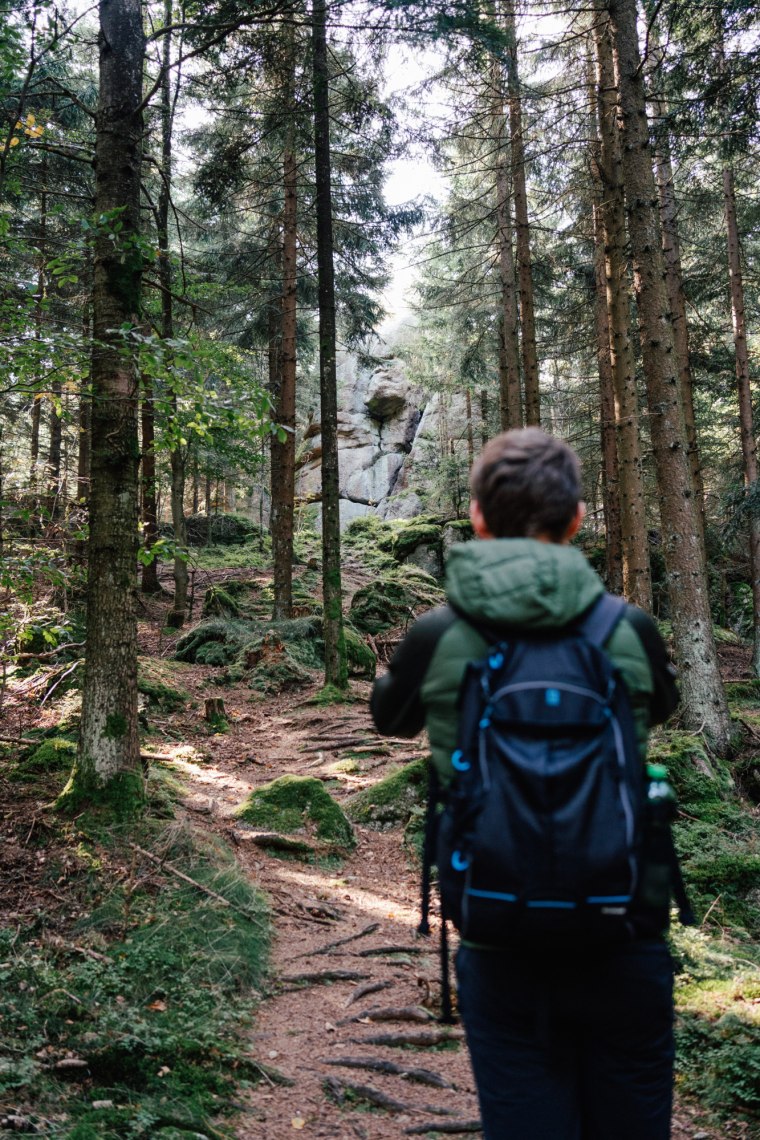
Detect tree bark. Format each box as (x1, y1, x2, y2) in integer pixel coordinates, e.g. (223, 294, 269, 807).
(607, 0, 730, 752)
(158, 3, 187, 630)
(723, 162, 760, 675)
(271, 58, 298, 621)
(504, 0, 539, 426)
(312, 0, 347, 689)
(648, 67, 705, 550)
(66, 0, 145, 806)
(140, 370, 161, 593)
(491, 57, 522, 431)
(593, 8, 652, 611)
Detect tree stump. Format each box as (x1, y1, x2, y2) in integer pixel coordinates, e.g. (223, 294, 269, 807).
(204, 698, 226, 723)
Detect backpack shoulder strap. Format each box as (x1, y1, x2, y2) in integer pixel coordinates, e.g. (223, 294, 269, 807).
(577, 592, 628, 649)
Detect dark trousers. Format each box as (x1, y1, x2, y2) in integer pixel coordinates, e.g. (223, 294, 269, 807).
(456, 939, 674, 1140)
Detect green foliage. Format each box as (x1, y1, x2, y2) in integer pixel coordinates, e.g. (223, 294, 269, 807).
(671, 925, 760, 1116)
(349, 565, 445, 634)
(185, 513, 263, 546)
(236, 775, 355, 850)
(0, 824, 269, 1138)
(346, 759, 428, 828)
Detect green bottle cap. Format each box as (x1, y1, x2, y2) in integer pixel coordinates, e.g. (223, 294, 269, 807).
(647, 763, 668, 780)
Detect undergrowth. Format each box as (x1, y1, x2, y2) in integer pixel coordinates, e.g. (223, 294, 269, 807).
(0, 817, 270, 1138)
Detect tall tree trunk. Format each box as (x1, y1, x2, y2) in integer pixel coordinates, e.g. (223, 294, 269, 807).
(140, 370, 160, 593)
(592, 187, 624, 593)
(607, 0, 730, 753)
(723, 162, 760, 675)
(158, 4, 187, 629)
(63, 0, 145, 807)
(312, 0, 347, 689)
(491, 57, 522, 431)
(46, 378, 62, 516)
(648, 64, 705, 549)
(465, 388, 475, 471)
(480, 389, 489, 448)
(503, 0, 539, 426)
(271, 60, 297, 620)
(76, 288, 92, 510)
(593, 8, 652, 611)
(30, 156, 47, 494)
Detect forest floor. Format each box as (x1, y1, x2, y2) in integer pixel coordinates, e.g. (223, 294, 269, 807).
(0, 561, 756, 1139)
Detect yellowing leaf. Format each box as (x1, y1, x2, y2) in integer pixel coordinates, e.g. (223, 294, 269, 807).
(291, 1119, 305, 1131)
(26, 113, 35, 125)
(9, 137, 19, 147)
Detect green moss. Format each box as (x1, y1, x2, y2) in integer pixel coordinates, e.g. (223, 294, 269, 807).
(137, 664, 188, 712)
(15, 737, 76, 778)
(202, 584, 241, 618)
(344, 626, 376, 680)
(648, 731, 734, 811)
(104, 713, 127, 740)
(346, 758, 428, 828)
(235, 776, 355, 850)
(349, 566, 445, 635)
(56, 767, 146, 819)
(392, 522, 442, 561)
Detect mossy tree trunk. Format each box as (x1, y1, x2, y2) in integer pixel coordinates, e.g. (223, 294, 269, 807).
(140, 368, 161, 593)
(63, 0, 146, 809)
(607, 0, 730, 754)
(312, 0, 347, 690)
(491, 54, 522, 431)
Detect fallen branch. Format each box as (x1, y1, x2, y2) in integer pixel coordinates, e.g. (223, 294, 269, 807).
(404, 1122, 482, 1136)
(0, 735, 40, 746)
(357, 944, 427, 957)
(352, 1029, 464, 1048)
(232, 830, 342, 857)
(278, 969, 371, 987)
(345, 979, 394, 1007)
(339, 1005, 433, 1026)
(42, 934, 110, 963)
(323, 1056, 452, 1089)
(127, 843, 267, 928)
(302, 922, 381, 959)
(14, 642, 85, 662)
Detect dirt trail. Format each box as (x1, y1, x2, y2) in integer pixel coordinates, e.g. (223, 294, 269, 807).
(159, 662, 731, 1140)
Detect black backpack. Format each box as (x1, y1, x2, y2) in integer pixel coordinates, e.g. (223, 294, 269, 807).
(419, 593, 693, 1019)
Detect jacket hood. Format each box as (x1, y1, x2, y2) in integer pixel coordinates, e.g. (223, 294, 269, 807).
(445, 537, 604, 630)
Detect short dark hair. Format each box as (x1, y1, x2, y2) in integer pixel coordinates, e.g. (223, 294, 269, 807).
(470, 428, 582, 541)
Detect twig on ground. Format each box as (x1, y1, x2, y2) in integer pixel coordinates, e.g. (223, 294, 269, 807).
(300, 921, 381, 959)
(351, 1029, 464, 1048)
(403, 1122, 482, 1135)
(345, 979, 394, 1006)
(127, 843, 267, 928)
(339, 1005, 433, 1026)
(278, 969, 371, 987)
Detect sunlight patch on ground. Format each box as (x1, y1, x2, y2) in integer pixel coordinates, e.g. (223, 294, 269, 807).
(270, 864, 419, 927)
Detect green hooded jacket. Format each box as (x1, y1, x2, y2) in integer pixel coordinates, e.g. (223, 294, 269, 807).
(371, 538, 677, 784)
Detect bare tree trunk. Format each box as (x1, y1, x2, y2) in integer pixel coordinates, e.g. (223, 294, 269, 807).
(608, 0, 730, 753)
(723, 163, 760, 675)
(140, 371, 160, 593)
(312, 0, 347, 689)
(465, 388, 475, 471)
(46, 378, 62, 516)
(157, 3, 187, 630)
(648, 64, 705, 549)
(593, 8, 652, 611)
(491, 58, 521, 430)
(271, 58, 298, 621)
(64, 0, 145, 808)
(480, 389, 489, 448)
(504, 0, 539, 426)
(592, 182, 624, 593)
(76, 289, 92, 510)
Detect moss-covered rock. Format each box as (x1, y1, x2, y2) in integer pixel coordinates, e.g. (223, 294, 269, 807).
(648, 731, 735, 812)
(346, 758, 428, 829)
(344, 626, 376, 680)
(137, 661, 188, 711)
(202, 584, 242, 619)
(349, 566, 445, 635)
(236, 775, 355, 850)
(240, 633, 313, 694)
(13, 737, 76, 782)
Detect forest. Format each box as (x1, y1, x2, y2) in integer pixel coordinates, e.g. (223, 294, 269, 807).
(0, 0, 759, 1135)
